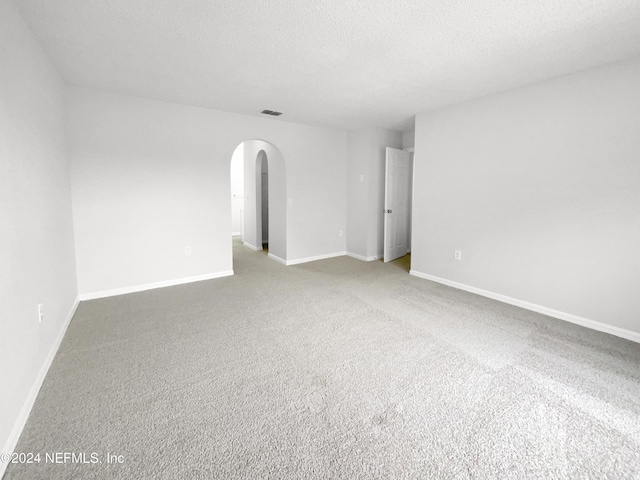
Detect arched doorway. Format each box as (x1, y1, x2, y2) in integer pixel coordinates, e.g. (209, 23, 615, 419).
(257, 150, 269, 250)
(229, 139, 286, 267)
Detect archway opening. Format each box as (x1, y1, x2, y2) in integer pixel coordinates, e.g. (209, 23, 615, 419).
(258, 151, 269, 250)
(229, 139, 286, 270)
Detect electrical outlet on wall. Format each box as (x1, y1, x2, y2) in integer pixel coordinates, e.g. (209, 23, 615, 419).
(454, 250, 462, 261)
(185, 246, 191, 256)
(339, 230, 343, 237)
(38, 303, 44, 323)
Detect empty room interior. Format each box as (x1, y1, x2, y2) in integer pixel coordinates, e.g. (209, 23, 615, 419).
(2, 0, 640, 478)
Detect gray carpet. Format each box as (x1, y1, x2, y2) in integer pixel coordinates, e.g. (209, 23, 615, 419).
(5, 238, 640, 479)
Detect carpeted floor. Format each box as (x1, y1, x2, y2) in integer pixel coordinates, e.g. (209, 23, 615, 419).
(5, 238, 640, 479)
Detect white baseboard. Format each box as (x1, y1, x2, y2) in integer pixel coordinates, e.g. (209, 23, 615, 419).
(409, 270, 640, 344)
(267, 253, 287, 265)
(286, 251, 346, 266)
(347, 252, 382, 262)
(231, 232, 241, 236)
(243, 242, 261, 251)
(78, 271, 234, 301)
(1, 297, 80, 479)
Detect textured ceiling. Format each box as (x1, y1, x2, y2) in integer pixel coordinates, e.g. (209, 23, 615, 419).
(13, 0, 640, 131)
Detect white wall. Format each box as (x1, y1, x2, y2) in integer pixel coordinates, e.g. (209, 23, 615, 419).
(0, 0, 78, 466)
(347, 128, 402, 260)
(402, 128, 415, 149)
(346, 129, 370, 258)
(230, 144, 244, 236)
(412, 56, 640, 337)
(68, 88, 347, 295)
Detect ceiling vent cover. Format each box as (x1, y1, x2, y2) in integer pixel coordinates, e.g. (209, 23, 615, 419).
(261, 110, 282, 116)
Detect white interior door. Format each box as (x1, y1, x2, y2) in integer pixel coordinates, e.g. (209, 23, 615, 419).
(384, 147, 411, 262)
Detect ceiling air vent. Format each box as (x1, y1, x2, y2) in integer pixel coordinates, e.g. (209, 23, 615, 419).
(261, 110, 282, 116)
